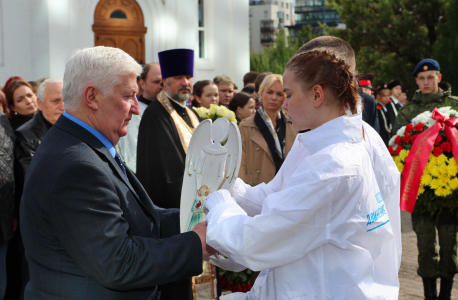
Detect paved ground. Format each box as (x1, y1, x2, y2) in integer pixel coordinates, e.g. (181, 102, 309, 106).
(399, 211, 458, 299)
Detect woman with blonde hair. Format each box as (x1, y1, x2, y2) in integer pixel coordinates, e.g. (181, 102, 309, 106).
(238, 74, 297, 185)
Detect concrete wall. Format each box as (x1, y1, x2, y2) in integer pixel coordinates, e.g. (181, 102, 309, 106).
(0, 0, 249, 89)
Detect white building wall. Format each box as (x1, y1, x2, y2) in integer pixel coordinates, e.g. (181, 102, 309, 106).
(0, 0, 249, 90)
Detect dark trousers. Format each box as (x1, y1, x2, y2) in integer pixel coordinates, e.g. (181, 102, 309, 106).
(412, 208, 458, 280)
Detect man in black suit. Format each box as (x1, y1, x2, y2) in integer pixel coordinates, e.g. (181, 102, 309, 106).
(20, 46, 213, 300)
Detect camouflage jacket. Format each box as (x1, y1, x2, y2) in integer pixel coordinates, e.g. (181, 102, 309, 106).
(392, 82, 458, 136)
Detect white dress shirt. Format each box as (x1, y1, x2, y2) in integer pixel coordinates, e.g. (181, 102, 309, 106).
(205, 113, 400, 300)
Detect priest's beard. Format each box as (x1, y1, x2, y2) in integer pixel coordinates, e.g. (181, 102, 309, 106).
(171, 87, 192, 102)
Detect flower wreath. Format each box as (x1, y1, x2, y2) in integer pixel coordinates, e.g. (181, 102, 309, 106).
(389, 105, 458, 214)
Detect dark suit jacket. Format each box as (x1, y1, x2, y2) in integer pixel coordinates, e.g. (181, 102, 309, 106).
(20, 116, 203, 300)
(360, 92, 379, 132)
(14, 110, 50, 218)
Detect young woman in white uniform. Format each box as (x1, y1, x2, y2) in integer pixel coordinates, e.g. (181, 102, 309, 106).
(204, 50, 400, 299)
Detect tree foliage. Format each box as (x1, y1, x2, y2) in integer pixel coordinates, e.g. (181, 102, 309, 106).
(434, 0, 458, 92)
(250, 26, 319, 74)
(325, 0, 447, 96)
(251, 1, 458, 98)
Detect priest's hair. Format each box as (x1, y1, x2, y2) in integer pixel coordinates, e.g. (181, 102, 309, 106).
(62, 46, 142, 112)
(37, 78, 63, 103)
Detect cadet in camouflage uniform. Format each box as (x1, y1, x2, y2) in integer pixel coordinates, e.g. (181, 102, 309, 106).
(393, 59, 458, 300)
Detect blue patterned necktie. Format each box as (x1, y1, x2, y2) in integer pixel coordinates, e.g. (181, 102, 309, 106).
(114, 152, 128, 180)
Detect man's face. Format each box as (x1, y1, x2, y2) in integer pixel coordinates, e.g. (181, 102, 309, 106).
(377, 90, 391, 106)
(140, 65, 162, 100)
(217, 83, 234, 106)
(415, 71, 442, 94)
(164, 75, 193, 102)
(399, 92, 408, 105)
(95, 73, 140, 145)
(390, 85, 402, 99)
(362, 87, 372, 96)
(37, 82, 64, 124)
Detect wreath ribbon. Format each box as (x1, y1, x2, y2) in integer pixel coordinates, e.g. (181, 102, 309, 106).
(401, 108, 458, 212)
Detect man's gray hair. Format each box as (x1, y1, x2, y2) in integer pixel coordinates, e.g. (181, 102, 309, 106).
(37, 78, 63, 102)
(62, 46, 142, 111)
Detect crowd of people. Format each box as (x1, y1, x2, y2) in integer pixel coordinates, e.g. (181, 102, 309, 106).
(0, 35, 455, 300)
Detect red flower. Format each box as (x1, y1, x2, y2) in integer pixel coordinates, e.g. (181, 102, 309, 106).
(377, 104, 382, 110)
(414, 123, 425, 132)
(221, 278, 227, 288)
(242, 284, 248, 292)
(226, 283, 233, 290)
(405, 124, 413, 133)
(388, 145, 394, 155)
(395, 135, 402, 146)
(402, 133, 411, 143)
(433, 146, 443, 157)
(248, 283, 253, 290)
(435, 135, 442, 145)
(441, 141, 452, 152)
(411, 134, 419, 144)
(395, 145, 403, 156)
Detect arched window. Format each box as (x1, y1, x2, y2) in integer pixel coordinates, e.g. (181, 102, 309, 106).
(110, 10, 127, 19)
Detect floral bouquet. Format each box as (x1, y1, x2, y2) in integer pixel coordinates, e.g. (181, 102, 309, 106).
(219, 269, 254, 293)
(389, 106, 458, 214)
(193, 104, 237, 123)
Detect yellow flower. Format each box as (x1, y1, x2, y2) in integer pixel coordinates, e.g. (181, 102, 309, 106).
(448, 164, 458, 175)
(418, 184, 425, 195)
(195, 107, 209, 119)
(437, 154, 448, 166)
(429, 155, 437, 165)
(440, 164, 449, 174)
(399, 149, 409, 161)
(394, 156, 402, 165)
(449, 157, 457, 167)
(396, 161, 404, 173)
(222, 111, 234, 122)
(449, 178, 458, 189)
(208, 104, 218, 117)
(216, 106, 229, 117)
(431, 166, 441, 177)
(421, 174, 433, 185)
(423, 165, 429, 176)
(435, 187, 452, 197)
(430, 178, 442, 189)
(426, 161, 436, 172)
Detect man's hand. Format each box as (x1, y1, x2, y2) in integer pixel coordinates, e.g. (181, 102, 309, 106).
(192, 221, 217, 259)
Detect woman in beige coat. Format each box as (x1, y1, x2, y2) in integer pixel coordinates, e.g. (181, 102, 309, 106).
(238, 74, 297, 185)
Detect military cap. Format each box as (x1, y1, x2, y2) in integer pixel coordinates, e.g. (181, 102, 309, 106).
(387, 80, 403, 90)
(358, 73, 375, 88)
(413, 59, 440, 77)
(374, 83, 389, 98)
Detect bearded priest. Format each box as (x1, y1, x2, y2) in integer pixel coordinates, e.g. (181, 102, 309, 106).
(137, 49, 201, 299)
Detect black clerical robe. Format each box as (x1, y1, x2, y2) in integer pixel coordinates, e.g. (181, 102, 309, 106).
(137, 96, 200, 300)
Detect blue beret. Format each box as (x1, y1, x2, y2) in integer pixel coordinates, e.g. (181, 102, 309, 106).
(158, 49, 194, 79)
(413, 59, 440, 77)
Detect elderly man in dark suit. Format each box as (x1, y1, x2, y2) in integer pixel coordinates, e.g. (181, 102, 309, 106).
(20, 46, 213, 300)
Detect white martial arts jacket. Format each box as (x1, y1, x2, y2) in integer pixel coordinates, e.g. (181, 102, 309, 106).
(205, 113, 401, 300)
